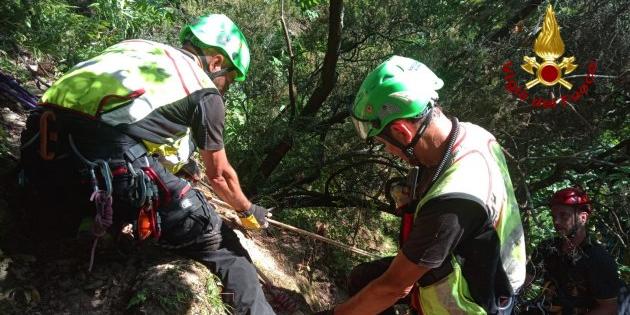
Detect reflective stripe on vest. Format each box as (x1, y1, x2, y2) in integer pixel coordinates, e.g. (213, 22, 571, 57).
(142, 130, 195, 174)
(419, 257, 486, 315)
(415, 123, 526, 314)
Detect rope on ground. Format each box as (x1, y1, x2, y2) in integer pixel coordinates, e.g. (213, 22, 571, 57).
(202, 189, 379, 259)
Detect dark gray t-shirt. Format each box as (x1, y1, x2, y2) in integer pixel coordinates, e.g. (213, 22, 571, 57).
(401, 195, 486, 268)
(117, 88, 225, 151)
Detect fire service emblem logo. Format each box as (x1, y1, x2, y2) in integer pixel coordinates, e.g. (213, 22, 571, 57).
(502, 5, 596, 109)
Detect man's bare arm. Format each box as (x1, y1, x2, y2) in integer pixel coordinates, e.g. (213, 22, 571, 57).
(586, 298, 617, 315)
(200, 148, 251, 212)
(334, 251, 429, 315)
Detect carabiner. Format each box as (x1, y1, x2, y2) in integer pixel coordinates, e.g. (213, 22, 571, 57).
(94, 159, 113, 196)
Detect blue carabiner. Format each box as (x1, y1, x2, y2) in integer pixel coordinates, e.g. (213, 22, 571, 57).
(94, 159, 113, 196)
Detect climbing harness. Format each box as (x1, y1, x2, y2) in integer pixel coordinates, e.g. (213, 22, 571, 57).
(68, 134, 114, 271)
(128, 157, 164, 241)
(68, 135, 166, 271)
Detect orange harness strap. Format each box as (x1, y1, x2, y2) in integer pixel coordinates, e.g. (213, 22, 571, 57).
(39, 110, 58, 160)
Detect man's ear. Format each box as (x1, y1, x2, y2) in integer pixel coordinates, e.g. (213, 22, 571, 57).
(578, 211, 589, 224)
(206, 53, 225, 72)
(389, 120, 414, 143)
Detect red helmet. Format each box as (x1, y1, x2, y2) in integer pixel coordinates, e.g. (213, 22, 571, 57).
(549, 187, 592, 213)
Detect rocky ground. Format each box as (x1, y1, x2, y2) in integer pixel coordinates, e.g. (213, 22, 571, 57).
(0, 96, 347, 314)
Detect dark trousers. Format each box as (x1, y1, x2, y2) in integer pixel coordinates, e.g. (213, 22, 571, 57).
(19, 110, 274, 315)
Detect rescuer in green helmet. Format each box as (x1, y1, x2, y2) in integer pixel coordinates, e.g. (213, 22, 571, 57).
(20, 14, 274, 314)
(350, 55, 444, 165)
(180, 13, 251, 85)
(318, 56, 527, 314)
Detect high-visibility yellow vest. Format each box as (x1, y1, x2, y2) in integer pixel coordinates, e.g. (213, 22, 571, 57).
(41, 40, 216, 172)
(415, 123, 526, 314)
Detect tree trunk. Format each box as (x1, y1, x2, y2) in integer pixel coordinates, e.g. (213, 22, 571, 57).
(250, 0, 344, 193)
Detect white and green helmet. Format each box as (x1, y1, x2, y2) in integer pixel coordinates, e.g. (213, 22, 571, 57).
(180, 14, 251, 81)
(351, 56, 444, 139)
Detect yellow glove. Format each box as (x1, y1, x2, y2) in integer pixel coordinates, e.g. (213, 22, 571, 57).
(238, 204, 269, 230)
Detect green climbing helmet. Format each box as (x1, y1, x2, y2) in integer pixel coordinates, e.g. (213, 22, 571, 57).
(351, 56, 444, 140)
(180, 14, 251, 81)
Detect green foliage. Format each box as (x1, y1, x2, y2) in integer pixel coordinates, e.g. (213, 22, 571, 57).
(1, 0, 628, 296)
(158, 290, 191, 313)
(0, 0, 177, 74)
(205, 272, 231, 315)
(127, 288, 148, 309)
(294, 0, 322, 11)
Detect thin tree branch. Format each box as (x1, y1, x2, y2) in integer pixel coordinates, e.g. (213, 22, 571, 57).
(488, 0, 543, 43)
(324, 159, 403, 196)
(280, 0, 297, 119)
(520, 155, 621, 168)
(564, 74, 619, 80)
(565, 100, 596, 132)
(501, 147, 543, 228)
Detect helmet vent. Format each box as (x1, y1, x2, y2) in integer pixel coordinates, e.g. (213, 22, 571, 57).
(381, 74, 394, 83)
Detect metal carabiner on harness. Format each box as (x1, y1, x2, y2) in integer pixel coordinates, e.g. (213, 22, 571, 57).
(67, 134, 116, 272)
(68, 134, 100, 193)
(93, 159, 113, 196)
(127, 162, 148, 208)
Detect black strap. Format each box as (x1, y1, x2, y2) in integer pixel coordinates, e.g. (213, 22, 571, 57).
(402, 108, 434, 164)
(418, 258, 454, 287)
(418, 117, 460, 200)
(123, 142, 148, 162)
(208, 67, 234, 80)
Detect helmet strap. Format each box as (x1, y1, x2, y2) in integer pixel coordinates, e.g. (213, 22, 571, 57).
(401, 107, 434, 164)
(188, 45, 211, 73)
(189, 44, 233, 80)
(208, 67, 233, 80)
(561, 208, 584, 248)
(567, 217, 579, 239)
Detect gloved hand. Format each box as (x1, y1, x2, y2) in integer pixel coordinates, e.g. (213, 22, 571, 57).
(238, 204, 269, 230)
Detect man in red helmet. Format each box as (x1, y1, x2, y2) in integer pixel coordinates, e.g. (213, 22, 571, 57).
(527, 187, 621, 314)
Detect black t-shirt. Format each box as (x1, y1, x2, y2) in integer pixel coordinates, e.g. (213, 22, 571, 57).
(401, 193, 510, 312)
(530, 237, 621, 313)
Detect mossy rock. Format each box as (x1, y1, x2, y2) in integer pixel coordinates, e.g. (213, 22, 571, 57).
(127, 258, 228, 315)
